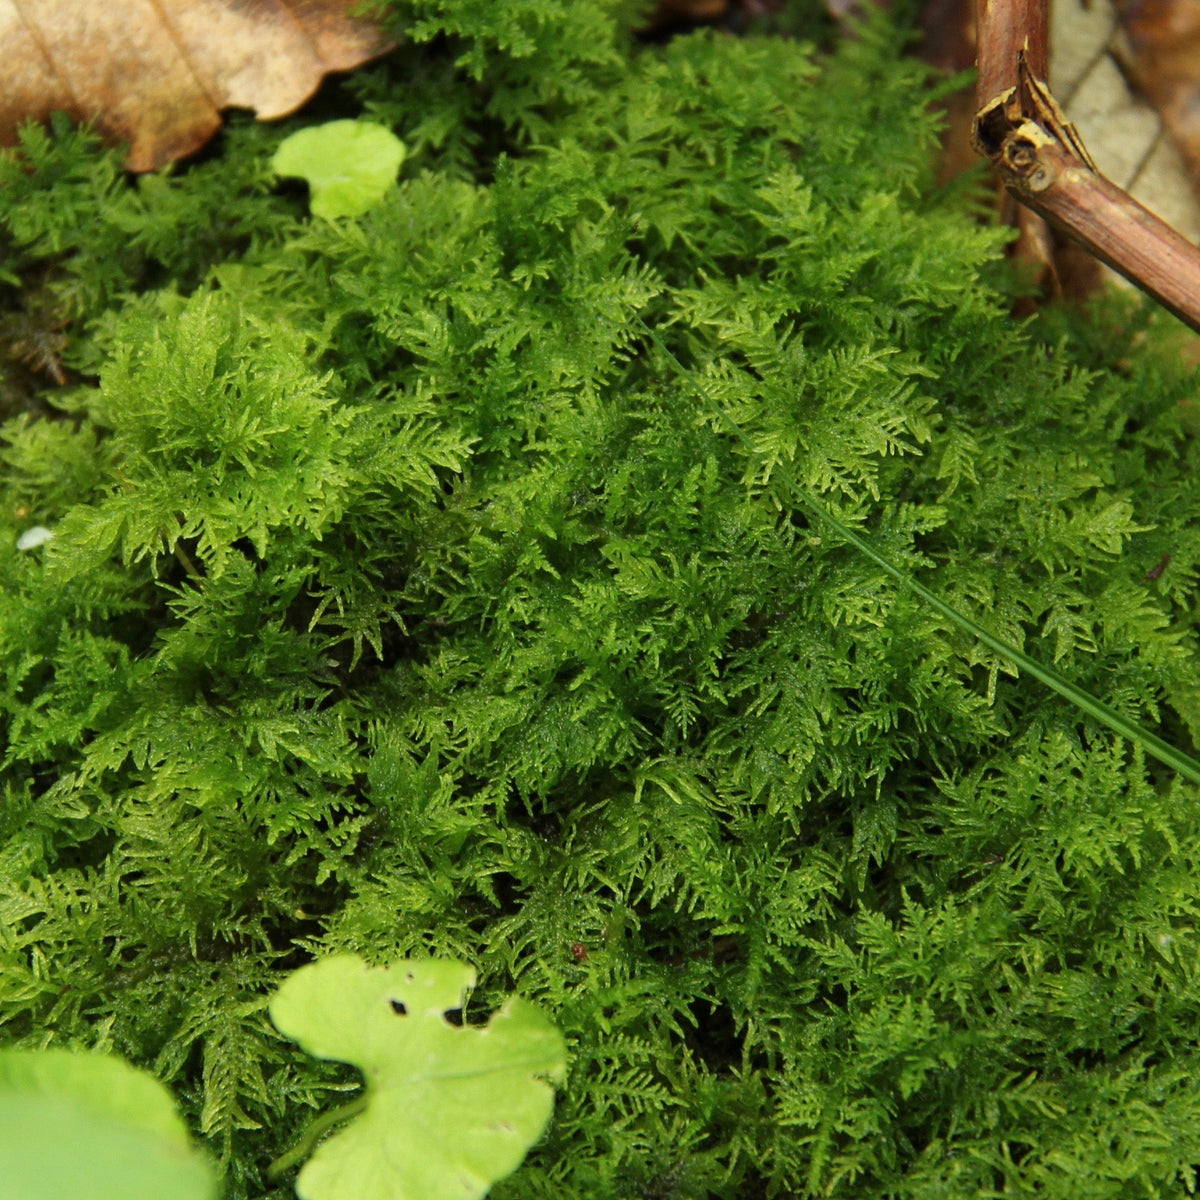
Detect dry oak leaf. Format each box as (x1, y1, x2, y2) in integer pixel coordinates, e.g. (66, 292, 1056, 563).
(0, 0, 392, 172)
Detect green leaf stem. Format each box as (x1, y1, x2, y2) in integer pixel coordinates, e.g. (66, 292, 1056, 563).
(636, 317, 1200, 785)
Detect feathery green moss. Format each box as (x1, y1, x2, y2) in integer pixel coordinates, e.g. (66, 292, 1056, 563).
(4, 3, 1200, 1196)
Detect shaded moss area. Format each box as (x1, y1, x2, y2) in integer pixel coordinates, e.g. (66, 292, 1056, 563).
(4, 3, 1200, 1196)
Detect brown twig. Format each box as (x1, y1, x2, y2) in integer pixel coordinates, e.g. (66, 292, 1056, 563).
(975, 0, 1047, 105)
(996, 125, 1200, 327)
(972, 0, 1200, 333)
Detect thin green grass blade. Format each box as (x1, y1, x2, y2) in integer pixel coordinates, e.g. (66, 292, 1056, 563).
(636, 316, 1200, 785)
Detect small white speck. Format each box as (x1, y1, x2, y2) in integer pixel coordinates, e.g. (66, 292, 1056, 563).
(16, 526, 53, 551)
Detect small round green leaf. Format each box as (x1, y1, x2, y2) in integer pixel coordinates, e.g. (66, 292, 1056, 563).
(0, 1048, 217, 1200)
(271, 121, 406, 219)
(270, 955, 568, 1200)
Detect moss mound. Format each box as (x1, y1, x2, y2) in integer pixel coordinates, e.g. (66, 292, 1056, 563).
(4, 3, 1200, 1196)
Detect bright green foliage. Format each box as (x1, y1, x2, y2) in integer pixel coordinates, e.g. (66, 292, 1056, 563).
(5, 1, 1200, 1197)
(271, 122, 407, 220)
(0, 1047, 216, 1200)
(269, 955, 566, 1200)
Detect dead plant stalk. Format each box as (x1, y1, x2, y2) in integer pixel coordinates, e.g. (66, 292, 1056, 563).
(972, 0, 1200, 332)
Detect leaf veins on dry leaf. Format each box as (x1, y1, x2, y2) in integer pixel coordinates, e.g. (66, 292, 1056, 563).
(0, 0, 391, 172)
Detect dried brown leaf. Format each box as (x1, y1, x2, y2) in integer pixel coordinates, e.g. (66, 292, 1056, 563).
(0, 0, 391, 172)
